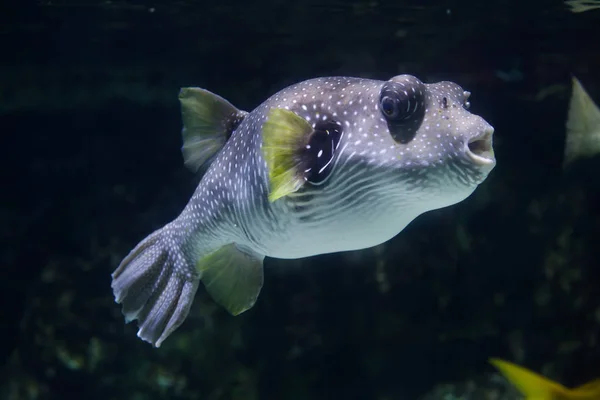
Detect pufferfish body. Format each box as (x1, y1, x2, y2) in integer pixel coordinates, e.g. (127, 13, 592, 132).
(111, 74, 496, 347)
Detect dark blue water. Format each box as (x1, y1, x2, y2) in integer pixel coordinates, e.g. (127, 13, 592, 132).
(1, 1, 599, 399)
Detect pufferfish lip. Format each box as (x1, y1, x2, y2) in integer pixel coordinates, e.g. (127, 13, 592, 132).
(466, 129, 495, 166)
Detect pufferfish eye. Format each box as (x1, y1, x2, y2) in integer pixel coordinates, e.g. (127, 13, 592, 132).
(379, 74, 426, 144)
(381, 95, 400, 118)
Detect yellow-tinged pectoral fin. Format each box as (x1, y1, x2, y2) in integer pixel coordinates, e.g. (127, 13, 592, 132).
(261, 108, 313, 202)
(489, 358, 569, 399)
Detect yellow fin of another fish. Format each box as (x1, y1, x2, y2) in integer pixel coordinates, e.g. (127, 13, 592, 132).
(261, 108, 313, 202)
(564, 76, 600, 167)
(489, 358, 568, 399)
(573, 378, 600, 395)
(179, 87, 247, 172)
(196, 243, 264, 316)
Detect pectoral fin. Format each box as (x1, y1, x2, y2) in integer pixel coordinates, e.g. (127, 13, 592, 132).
(261, 108, 344, 202)
(261, 108, 313, 202)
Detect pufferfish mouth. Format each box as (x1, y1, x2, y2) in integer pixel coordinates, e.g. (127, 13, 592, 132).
(466, 130, 495, 166)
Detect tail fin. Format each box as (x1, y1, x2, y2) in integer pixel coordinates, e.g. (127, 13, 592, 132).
(111, 226, 199, 347)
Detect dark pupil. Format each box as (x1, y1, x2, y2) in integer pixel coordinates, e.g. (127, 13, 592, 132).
(382, 97, 395, 115)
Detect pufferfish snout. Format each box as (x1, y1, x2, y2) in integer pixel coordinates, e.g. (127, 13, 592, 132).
(429, 82, 495, 168)
(111, 73, 496, 347)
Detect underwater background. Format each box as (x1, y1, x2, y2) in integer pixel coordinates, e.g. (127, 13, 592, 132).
(1, 0, 600, 399)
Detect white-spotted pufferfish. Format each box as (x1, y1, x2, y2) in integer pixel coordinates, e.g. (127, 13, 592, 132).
(111, 74, 496, 347)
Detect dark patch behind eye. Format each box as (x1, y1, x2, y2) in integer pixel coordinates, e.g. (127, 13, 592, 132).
(303, 120, 343, 184)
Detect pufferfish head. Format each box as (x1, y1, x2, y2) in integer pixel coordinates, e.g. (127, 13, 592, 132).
(334, 74, 496, 193)
(262, 74, 496, 208)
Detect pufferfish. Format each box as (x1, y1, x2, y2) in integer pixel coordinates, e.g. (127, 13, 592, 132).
(111, 74, 496, 347)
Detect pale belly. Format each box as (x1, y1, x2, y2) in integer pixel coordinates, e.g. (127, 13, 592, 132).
(255, 185, 477, 260)
(259, 206, 419, 260)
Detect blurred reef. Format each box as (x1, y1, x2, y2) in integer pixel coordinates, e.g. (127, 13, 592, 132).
(1, 0, 600, 399)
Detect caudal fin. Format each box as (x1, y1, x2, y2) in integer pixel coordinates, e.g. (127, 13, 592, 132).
(111, 226, 199, 347)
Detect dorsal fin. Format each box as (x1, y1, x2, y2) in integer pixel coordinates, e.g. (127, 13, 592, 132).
(178, 87, 247, 172)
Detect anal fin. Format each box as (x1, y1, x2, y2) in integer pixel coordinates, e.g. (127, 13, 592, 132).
(196, 244, 264, 315)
